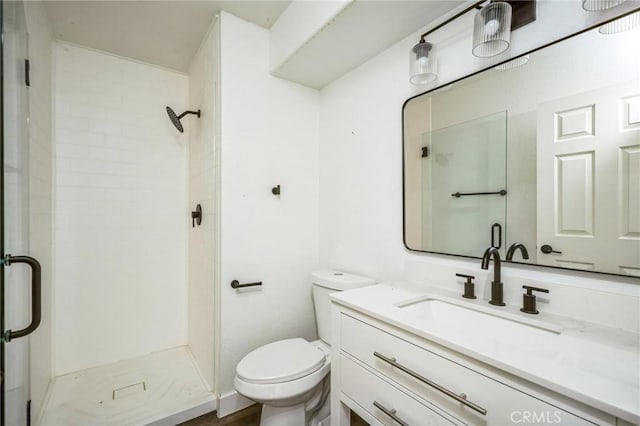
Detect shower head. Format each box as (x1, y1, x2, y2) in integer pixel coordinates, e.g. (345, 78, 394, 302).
(166, 106, 200, 133)
(166, 106, 183, 132)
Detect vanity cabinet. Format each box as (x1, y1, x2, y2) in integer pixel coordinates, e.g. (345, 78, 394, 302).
(331, 306, 617, 426)
(341, 355, 457, 425)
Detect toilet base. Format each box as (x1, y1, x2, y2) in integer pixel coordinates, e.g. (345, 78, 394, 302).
(258, 379, 330, 426)
(308, 376, 330, 426)
(315, 413, 331, 426)
(260, 403, 306, 426)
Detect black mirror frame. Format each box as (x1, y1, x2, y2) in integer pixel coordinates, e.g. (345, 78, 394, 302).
(401, 7, 640, 279)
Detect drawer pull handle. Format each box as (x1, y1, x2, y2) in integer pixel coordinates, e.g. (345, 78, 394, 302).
(373, 351, 487, 416)
(373, 401, 409, 426)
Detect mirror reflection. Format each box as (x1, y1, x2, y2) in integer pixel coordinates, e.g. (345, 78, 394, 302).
(403, 24, 640, 276)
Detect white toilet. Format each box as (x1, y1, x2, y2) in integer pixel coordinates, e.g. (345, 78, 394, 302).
(234, 269, 374, 426)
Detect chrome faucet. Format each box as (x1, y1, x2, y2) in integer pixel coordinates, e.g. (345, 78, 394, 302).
(481, 247, 505, 306)
(506, 243, 529, 261)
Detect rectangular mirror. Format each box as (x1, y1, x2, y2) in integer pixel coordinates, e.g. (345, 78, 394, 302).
(403, 22, 640, 277)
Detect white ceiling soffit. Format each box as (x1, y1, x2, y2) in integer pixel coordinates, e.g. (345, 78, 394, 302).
(271, 1, 464, 89)
(44, 1, 291, 72)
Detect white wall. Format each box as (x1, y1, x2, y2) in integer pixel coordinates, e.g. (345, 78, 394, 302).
(25, 0, 54, 420)
(319, 37, 409, 281)
(187, 20, 219, 392)
(318, 5, 640, 317)
(54, 44, 189, 374)
(218, 11, 320, 406)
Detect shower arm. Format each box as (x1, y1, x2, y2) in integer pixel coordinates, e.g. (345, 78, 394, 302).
(177, 110, 201, 119)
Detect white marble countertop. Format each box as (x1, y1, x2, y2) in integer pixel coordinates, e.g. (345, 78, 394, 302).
(330, 283, 640, 424)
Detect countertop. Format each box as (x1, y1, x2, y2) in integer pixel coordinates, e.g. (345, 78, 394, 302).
(330, 283, 640, 424)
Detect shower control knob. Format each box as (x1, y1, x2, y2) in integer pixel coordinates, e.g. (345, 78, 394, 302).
(191, 204, 202, 228)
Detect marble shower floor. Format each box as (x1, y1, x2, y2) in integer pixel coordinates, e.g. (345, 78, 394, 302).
(40, 346, 215, 426)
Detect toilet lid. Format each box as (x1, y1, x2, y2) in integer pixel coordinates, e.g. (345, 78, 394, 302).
(236, 338, 326, 384)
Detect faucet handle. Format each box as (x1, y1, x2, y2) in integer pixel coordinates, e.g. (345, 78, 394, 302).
(521, 285, 549, 314)
(456, 273, 476, 300)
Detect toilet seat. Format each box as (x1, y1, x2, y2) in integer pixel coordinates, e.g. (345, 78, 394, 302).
(234, 339, 331, 406)
(237, 338, 325, 384)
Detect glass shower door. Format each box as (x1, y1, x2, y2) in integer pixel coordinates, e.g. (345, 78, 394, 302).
(2, 1, 34, 425)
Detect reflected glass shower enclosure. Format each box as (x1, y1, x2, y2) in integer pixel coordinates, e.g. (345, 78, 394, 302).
(420, 111, 508, 257)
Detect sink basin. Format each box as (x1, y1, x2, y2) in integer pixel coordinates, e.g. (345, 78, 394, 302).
(400, 298, 562, 333)
(396, 298, 638, 395)
(397, 298, 563, 359)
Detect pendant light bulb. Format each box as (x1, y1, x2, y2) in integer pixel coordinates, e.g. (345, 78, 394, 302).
(409, 40, 437, 85)
(484, 18, 501, 37)
(472, 2, 512, 58)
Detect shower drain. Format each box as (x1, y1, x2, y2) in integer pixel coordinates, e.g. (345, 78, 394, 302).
(112, 381, 147, 400)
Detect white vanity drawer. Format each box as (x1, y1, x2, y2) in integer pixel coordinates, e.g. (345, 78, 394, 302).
(341, 313, 596, 425)
(341, 354, 457, 426)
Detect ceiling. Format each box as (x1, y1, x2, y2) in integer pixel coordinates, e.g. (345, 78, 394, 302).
(44, 1, 291, 72)
(44, 0, 465, 85)
(272, 1, 463, 88)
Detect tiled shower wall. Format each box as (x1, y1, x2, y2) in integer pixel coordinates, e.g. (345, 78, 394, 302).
(187, 21, 218, 391)
(54, 43, 189, 374)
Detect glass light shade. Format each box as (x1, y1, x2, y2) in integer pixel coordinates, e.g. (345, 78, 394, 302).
(410, 40, 437, 85)
(599, 11, 640, 33)
(472, 2, 512, 58)
(582, 0, 625, 11)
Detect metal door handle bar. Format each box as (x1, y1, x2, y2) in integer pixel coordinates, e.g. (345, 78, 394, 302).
(373, 351, 487, 416)
(451, 190, 507, 198)
(373, 401, 409, 426)
(3, 255, 42, 342)
(491, 223, 502, 249)
(230, 280, 262, 289)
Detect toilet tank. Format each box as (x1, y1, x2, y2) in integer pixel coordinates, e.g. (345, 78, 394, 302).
(312, 270, 375, 345)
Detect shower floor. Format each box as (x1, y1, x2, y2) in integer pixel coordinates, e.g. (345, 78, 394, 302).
(40, 346, 216, 426)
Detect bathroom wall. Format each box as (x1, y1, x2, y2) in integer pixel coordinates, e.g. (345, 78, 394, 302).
(25, 0, 54, 419)
(218, 11, 320, 413)
(187, 19, 219, 392)
(318, 8, 640, 314)
(54, 44, 189, 374)
(319, 37, 408, 281)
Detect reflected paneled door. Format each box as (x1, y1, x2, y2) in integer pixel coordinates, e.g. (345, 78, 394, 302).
(537, 82, 640, 275)
(1, 1, 31, 425)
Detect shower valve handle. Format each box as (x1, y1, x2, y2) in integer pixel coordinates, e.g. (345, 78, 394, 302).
(192, 204, 202, 227)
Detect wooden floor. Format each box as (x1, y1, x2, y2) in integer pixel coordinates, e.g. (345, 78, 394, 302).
(179, 404, 261, 426)
(180, 404, 369, 426)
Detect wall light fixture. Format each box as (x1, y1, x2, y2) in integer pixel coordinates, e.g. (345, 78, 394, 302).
(410, 1, 536, 85)
(472, 2, 513, 57)
(409, 40, 437, 85)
